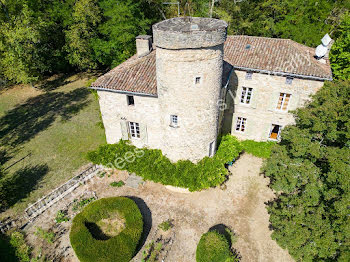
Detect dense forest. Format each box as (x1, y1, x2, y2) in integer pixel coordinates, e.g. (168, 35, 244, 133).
(0, 0, 349, 85)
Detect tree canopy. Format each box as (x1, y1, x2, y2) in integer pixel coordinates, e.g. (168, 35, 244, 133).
(0, 0, 348, 84)
(263, 80, 350, 261)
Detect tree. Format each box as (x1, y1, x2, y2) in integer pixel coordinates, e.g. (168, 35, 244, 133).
(0, 3, 47, 84)
(64, 0, 101, 70)
(91, 0, 155, 68)
(330, 12, 350, 80)
(263, 80, 350, 261)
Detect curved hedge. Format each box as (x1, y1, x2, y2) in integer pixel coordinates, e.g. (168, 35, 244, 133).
(70, 197, 143, 262)
(196, 231, 238, 262)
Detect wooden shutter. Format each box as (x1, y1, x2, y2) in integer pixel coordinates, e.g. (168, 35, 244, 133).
(140, 123, 148, 144)
(120, 120, 129, 140)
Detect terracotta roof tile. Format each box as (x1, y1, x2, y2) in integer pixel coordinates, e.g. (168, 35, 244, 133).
(224, 36, 332, 80)
(91, 36, 332, 96)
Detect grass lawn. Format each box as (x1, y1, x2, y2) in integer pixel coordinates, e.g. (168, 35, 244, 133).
(0, 73, 105, 219)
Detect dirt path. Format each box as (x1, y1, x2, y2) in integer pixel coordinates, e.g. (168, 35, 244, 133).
(25, 154, 294, 262)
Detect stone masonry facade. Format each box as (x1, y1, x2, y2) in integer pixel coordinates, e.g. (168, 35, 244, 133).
(92, 17, 332, 163)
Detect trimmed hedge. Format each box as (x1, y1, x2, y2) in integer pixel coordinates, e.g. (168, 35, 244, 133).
(87, 135, 243, 191)
(70, 197, 143, 262)
(196, 231, 238, 262)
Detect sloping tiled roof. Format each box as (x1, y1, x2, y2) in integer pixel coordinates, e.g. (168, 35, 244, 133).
(91, 35, 332, 96)
(224, 35, 332, 80)
(91, 51, 157, 96)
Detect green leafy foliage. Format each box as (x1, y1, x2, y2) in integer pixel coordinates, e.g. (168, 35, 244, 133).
(55, 210, 70, 223)
(263, 80, 350, 261)
(70, 197, 143, 262)
(72, 197, 96, 212)
(35, 227, 55, 244)
(87, 135, 242, 191)
(330, 12, 350, 80)
(241, 140, 275, 159)
(196, 231, 239, 262)
(3, 231, 31, 262)
(110, 180, 125, 187)
(158, 220, 172, 231)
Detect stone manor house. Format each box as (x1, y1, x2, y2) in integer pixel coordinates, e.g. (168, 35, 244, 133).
(91, 17, 333, 163)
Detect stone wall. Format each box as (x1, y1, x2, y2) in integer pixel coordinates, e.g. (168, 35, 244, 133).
(97, 90, 162, 150)
(227, 70, 324, 141)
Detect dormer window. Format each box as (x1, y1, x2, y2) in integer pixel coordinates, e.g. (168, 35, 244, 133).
(195, 77, 201, 85)
(245, 72, 253, 80)
(286, 77, 293, 85)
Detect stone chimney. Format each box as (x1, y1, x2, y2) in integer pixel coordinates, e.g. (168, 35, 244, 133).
(136, 35, 152, 57)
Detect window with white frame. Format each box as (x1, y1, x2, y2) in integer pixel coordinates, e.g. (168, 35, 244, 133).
(235, 117, 247, 132)
(128, 122, 140, 138)
(170, 115, 178, 127)
(269, 124, 282, 140)
(276, 93, 291, 111)
(245, 72, 253, 80)
(240, 87, 253, 104)
(286, 77, 293, 85)
(195, 77, 201, 85)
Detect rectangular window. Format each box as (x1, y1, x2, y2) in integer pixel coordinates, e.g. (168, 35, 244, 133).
(235, 117, 247, 132)
(286, 77, 293, 85)
(276, 93, 291, 111)
(240, 87, 253, 104)
(209, 141, 215, 157)
(128, 122, 140, 138)
(127, 95, 134, 106)
(195, 77, 201, 84)
(269, 124, 282, 140)
(245, 72, 253, 80)
(170, 115, 178, 127)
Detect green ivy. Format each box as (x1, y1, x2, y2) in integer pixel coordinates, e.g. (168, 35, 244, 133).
(87, 135, 242, 191)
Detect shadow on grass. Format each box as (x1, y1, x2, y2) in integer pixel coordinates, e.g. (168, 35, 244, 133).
(0, 87, 90, 149)
(126, 196, 152, 255)
(85, 222, 110, 241)
(0, 233, 18, 262)
(38, 74, 74, 92)
(0, 164, 49, 211)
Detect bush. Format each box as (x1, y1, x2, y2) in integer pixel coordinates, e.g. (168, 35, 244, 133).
(55, 210, 69, 223)
(87, 135, 242, 191)
(70, 197, 143, 262)
(35, 227, 55, 244)
(158, 220, 172, 231)
(196, 231, 238, 262)
(241, 140, 276, 158)
(110, 181, 125, 187)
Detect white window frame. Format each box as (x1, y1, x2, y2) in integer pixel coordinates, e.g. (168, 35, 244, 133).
(276, 93, 291, 111)
(268, 124, 282, 140)
(209, 141, 215, 157)
(235, 117, 247, 133)
(128, 121, 140, 138)
(245, 72, 253, 80)
(240, 87, 253, 104)
(170, 115, 178, 127)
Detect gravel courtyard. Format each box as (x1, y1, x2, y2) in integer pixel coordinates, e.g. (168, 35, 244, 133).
(25, 153, 294, 262)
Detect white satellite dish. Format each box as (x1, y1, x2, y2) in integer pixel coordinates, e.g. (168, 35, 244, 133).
(321, 33, 332, 46)
(315, 44, 328, 58)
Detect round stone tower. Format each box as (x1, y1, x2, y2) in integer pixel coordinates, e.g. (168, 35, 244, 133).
(153, 17, 228, 162)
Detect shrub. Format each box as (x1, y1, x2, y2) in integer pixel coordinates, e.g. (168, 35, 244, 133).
(9, 231, 31, 262)
(35, 227, 55, 244)
(158, 220, 172, 231)
(87, 135, 243, 191)
(70, 197, 143, 262)
(110, 180, 125, 187)
(72, 197, 96, 212)
(55, 210, 69, 223)
(196, 231, 238, 262)
(241, 140, 275, 159)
